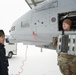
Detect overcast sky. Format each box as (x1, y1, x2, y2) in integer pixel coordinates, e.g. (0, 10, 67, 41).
(0, 0, 30, 35)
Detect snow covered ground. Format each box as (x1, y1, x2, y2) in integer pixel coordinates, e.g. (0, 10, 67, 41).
(8, 43, 62, 75)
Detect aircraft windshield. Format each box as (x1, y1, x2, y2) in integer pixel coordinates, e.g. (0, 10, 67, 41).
(25, 0, 45, 9)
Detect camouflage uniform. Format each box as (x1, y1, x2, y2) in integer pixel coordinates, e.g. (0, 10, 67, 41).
(57, 18, 76, 75)
(58, 53, 76, 75)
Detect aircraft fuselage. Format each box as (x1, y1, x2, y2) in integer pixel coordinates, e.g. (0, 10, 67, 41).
(9, 0, 76, 47)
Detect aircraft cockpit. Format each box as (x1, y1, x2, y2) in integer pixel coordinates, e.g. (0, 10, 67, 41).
(58, 11, 76, 31)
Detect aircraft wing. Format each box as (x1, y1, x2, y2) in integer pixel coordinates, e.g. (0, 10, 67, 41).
(25, 0, 45, 9)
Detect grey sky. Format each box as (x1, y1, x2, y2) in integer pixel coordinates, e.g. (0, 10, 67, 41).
(0, 0, 30, 35)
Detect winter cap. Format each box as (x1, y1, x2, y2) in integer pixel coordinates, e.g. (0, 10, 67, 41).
(63, 19, 72, 26)
(0, 30, 5, 36)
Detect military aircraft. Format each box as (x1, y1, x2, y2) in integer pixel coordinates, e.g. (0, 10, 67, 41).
(8, 0, 76, 50)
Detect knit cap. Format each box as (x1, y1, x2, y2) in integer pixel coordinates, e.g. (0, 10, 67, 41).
(63, 19, 72, 26)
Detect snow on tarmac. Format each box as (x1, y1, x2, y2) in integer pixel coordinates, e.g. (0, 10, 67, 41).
(8, 43, 62, 75)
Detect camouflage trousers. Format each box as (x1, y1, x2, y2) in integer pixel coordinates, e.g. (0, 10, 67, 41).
(58, 53, 76, 75)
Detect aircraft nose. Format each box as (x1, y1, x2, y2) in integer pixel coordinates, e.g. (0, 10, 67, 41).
(9, 30, 11, 33)
(9, 26, 15, 32)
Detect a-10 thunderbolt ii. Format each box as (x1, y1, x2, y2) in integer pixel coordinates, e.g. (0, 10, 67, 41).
(9, 0, 76, 50)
